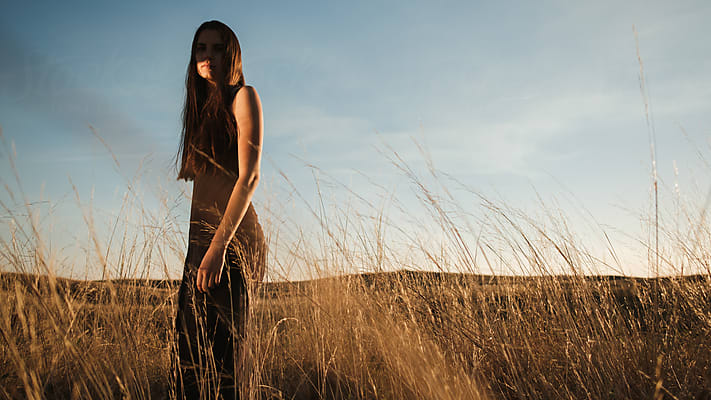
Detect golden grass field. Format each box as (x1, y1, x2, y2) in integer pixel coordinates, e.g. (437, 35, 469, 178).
(1, 124, 710, 398)
(0, 268, 709, 399)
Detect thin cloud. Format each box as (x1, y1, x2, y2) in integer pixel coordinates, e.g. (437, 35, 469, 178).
(0, 27, 153, 157)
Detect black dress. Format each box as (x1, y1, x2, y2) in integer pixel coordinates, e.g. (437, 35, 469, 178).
(172, 85, 266, 400)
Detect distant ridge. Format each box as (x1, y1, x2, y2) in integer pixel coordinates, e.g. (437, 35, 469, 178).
(2, 269, 708, 295)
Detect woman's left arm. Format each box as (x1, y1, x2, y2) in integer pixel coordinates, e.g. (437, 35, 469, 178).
(197, 86, 263, 292)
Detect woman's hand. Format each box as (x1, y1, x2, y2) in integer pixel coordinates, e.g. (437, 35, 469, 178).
(196, 245, 226, 293)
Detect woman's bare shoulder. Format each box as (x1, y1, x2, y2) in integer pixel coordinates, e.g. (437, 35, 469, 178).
(233, 84, 258, 101)
(232, 85, 261, 115)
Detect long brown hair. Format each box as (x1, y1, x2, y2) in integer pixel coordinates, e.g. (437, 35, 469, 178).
(177, 20, 245, 181)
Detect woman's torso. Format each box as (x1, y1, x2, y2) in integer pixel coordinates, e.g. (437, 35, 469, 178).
(187, 84, 260, 248)
(185, 84, 266, 281)
(188, 171, 260, 249)
(188, 171, 265, 282)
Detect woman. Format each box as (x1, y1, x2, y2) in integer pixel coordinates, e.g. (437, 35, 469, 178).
(172, 20, 266, 400)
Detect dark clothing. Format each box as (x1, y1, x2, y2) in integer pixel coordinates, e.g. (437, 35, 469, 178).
(173, 241, 248, 400)
(178, 83, 243, 181)
(172, 84, 266, 399)
(173, 197, 266, 400)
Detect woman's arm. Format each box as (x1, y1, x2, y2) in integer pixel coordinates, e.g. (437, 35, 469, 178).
(197, 85, 263, 292)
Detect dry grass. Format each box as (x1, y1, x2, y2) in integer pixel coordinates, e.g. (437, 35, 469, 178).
(1, 127, 710, 399)
(0, 270, 709, 399)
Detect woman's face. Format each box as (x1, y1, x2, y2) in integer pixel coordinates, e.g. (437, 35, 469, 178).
(194, 29, 225, 84)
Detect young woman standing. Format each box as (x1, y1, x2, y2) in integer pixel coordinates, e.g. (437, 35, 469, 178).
(172, 20, 266, 400)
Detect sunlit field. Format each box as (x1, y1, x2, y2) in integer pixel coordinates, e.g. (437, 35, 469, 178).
(1, 125, 710, 400)
(2, 268, 709, 399)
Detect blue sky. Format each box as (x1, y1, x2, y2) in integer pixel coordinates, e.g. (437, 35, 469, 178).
(1, 1, 710, 280)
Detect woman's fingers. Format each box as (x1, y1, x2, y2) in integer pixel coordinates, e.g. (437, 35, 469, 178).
(206, 271, 213, 291)
(212, 273, 220, 289)
(196, 269, 204, 292)
(196, 268, 221, 292)
(197, 269, 210, 292)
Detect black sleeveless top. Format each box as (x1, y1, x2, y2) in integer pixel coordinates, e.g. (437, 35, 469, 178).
(184, 83, 243, 180)
(228, 84, 241, 101)
(209, 84, 242, 178)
